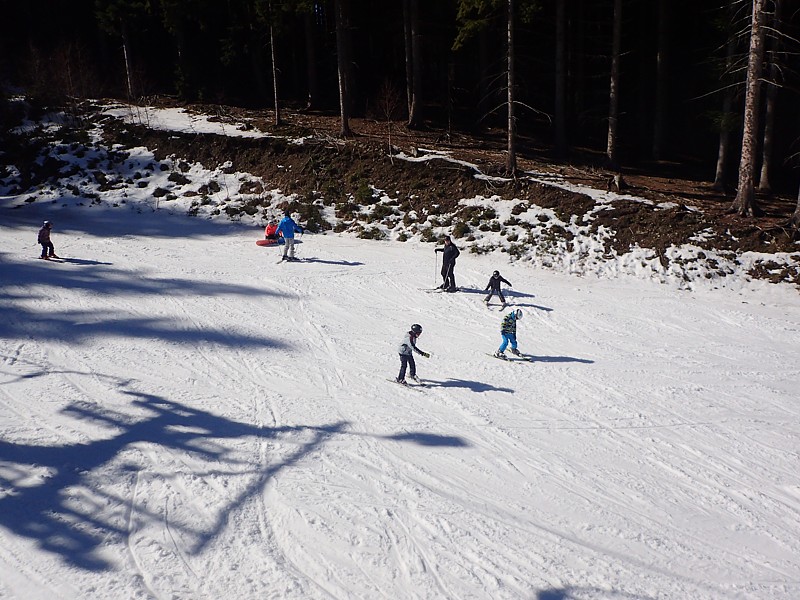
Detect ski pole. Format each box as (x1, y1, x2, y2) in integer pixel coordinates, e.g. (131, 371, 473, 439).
(434, 248, 439, 287)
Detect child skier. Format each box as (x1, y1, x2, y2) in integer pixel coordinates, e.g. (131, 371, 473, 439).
(494, 309, 523, 359)
(276, 210, 304, 260)
(484, 270, 512, 306)
(37, 220, 59, 260)
(396, 323, 430, 384)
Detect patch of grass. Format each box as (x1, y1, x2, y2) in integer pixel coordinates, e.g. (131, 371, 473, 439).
(354, 181, 375, 205)
(420, 227, 436, 242)
(452, 220, 469, 238)
(357, 226, 385, 240)
(372, 203, 396, 219)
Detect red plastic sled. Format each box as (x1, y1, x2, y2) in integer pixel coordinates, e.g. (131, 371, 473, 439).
(256, 238, 302, 247)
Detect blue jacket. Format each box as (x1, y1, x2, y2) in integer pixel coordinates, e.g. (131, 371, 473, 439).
(277, 216, 303, 239)
(501, 311, 518, 335)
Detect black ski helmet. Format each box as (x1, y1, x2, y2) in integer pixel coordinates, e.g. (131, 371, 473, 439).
(515, 309, 523, 320)
(43, 220, 52, 228)
(493, 270, 500, 277)
(411, 324, 422, 335)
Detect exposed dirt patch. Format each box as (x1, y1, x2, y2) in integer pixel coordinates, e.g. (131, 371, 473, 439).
(6, 99, 799, 286)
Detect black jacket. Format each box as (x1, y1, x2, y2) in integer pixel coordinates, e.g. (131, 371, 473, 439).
(436, 243, 460, 264)
(485, 274, 511, 292)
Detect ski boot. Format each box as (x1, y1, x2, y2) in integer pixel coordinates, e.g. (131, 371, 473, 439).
(493, 351, 507, 360)
(510, 348, 522, 357)
(395, 378, 407, 385)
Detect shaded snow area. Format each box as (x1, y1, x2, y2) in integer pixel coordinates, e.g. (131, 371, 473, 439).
(1, 106, 800, 599)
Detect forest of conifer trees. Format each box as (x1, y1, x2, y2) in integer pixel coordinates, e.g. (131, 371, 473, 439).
(2, 0, 799, 200)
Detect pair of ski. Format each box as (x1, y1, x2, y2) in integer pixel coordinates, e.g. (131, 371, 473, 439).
(276, 256, 303, 264)
(387, 378, 428, 391)
(486, 352, 533, 362)
(421, 287, 459, 294)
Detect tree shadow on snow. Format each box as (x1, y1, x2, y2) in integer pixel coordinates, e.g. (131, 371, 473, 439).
(2, 200, 249, 240)
(0, 388, 468, 571)
(0, 253, 286, 347)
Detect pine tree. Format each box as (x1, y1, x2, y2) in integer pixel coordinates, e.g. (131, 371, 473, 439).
(731, 0, 768, 217)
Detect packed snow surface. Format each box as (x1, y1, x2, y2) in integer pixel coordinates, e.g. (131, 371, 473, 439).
(2, 202, 799, 600)
(2, 104, 800, 599)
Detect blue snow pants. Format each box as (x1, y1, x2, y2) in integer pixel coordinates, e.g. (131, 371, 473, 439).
(498, 333, 517, 353)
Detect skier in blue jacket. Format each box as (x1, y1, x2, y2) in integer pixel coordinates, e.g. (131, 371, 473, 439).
(494, 309, 523, 359)
(276, 210, 304, 261)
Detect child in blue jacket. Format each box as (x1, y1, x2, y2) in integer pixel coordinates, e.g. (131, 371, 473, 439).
(276, 211, 304, 260)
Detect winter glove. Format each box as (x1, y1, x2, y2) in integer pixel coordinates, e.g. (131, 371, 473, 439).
(422, 352, 430, 358)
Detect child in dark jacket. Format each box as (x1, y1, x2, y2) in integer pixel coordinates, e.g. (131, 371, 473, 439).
(484, 270, 512, 305)
(37, 221, 59, 259)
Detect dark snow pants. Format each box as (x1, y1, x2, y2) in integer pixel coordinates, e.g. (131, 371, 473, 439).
(398, 354, 416, 381)
(441, 261, 456, 290)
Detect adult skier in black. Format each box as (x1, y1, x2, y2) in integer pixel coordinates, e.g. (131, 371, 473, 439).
(434, 236, 460, 292)
(484, 270, 512, 306)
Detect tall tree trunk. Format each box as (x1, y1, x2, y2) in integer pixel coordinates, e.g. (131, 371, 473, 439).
(731, 0, 767, 217)
(408, 0, 422, 129)
(652, 0, 669, 160)
(269, 17, 281, 125)
(506, 0, 516, 175)
(335, 0, 353, 137)
(121, 23, 134, 100)
(758, 0, 782, 193)
(605, 0, 622, 170)
(554, 0, 567, 159)
(791, 184, 800, 231)
(712, 0, 738, 192)
(403, 0, 413, 119)
(303, 11, 319, 110)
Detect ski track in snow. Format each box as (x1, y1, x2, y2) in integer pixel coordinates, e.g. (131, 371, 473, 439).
(1, 205, 800, 599)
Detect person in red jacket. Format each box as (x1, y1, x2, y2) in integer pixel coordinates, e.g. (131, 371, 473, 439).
(264, 219, 279, 241)
(37, 220, 59, 259)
